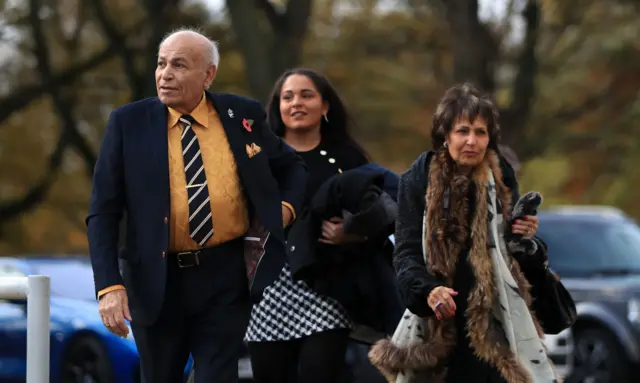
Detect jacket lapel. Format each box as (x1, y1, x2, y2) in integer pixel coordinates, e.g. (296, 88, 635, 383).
(207, 92, 252, 181)
(147, 99, 171, 205)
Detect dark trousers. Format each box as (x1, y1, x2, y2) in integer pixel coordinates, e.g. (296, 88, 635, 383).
(247, 328, 351, 383)
(131, 239, 250, 383)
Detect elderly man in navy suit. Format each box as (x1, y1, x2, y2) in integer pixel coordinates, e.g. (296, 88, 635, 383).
(86, 28, 307, 383)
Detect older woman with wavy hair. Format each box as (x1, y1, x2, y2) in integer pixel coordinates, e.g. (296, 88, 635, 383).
(369, 83, 575, 383)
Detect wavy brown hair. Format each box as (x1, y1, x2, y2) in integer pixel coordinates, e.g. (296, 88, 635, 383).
(430, 83, 501, 151)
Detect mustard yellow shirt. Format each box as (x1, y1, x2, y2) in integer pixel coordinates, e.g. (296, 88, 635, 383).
(166, 94, 249, 251)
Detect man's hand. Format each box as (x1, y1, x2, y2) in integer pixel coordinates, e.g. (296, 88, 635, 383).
(318, 217, 366, 245)
(282, 205, 293, 227)
(99, 289, 132, 338)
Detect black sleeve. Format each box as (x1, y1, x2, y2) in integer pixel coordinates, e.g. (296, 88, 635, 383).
(393, 152, 443, 317)
(86, 109, 126, 297)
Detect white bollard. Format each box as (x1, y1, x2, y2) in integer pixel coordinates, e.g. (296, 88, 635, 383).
(26, 275, 50, 383)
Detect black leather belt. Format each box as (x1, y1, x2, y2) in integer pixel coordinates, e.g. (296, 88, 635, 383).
(173, 250, 203, 268)
(170, 238, 243, 268)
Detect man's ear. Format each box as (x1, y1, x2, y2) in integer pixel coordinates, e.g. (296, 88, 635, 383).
(205, 65, 217, 88)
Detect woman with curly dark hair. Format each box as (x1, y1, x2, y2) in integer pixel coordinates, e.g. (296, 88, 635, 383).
(369, 83, 575, 383)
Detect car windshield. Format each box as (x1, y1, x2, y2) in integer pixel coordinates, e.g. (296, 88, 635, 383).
(538, 218, 640, 277)
(31, 259, 96, 301)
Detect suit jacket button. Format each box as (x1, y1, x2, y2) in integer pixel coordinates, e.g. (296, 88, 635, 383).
(162, 251, 166, 258)
(290, 245, 295, 251)
(164, 217, 168, 224)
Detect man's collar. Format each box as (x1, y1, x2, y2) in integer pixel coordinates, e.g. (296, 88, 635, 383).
(167, 93, 209, 129)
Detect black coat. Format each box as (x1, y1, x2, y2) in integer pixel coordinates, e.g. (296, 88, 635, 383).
(392, 151, 575, 383)
(287, 168, 403, 335)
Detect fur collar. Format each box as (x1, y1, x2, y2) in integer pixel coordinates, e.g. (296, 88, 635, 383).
(369, 149, 546, 383)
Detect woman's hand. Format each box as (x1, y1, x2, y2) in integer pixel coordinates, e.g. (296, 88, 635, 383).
(427, 286, 458, 320)
(511, 215, 539, 238)
(318, 217, 366, 245)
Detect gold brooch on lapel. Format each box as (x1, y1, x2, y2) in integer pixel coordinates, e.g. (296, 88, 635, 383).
(246, 143, 262, 158)
(242, 118, 254, 132)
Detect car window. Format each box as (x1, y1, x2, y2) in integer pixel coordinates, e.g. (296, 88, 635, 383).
(0, 264, 25, 278)
(537, 219, 640, 277)
(31, 259, 96, 301)
(0, 264, 26, 302)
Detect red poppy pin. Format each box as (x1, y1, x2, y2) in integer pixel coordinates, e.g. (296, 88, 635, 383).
(242, 118, 254, 132)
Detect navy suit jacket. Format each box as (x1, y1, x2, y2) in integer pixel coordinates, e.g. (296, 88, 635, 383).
(86, 91, 307, 324)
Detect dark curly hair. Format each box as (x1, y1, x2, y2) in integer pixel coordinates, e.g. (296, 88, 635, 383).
(265, 68, 369, 161)
(430, 83, 501, 151)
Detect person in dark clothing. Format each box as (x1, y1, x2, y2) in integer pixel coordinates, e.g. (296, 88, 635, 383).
(245, 68, 394, 383)
(369, 83, 574, 383)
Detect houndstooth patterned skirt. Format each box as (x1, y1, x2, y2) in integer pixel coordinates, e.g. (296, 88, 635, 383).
(244, 263, 352, 342)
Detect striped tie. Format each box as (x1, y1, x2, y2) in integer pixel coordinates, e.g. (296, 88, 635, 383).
(179, 114, 214, 246)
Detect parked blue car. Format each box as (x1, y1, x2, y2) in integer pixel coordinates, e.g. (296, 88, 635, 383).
(0, 255, 193, 382)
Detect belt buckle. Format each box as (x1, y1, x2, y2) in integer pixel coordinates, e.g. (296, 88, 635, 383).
(176, 251, 200, 268)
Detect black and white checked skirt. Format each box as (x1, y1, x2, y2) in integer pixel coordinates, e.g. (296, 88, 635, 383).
(244, 263, 351, 342)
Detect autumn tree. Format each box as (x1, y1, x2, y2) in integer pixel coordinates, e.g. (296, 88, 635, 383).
(1, 0, 640, 254)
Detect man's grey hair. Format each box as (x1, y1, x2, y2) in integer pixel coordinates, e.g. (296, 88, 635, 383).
(159, 27, 220, 68)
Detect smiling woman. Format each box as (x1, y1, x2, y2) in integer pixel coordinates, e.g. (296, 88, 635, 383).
(243, 68, 387, 383)
(279, 74, 329, 140)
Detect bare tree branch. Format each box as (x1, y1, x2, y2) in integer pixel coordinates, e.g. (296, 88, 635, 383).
(89, 0, 145, 100)
(29, 0, 95, 177)
(0, 21, 146, 126)
(51, 1, 86, 52)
